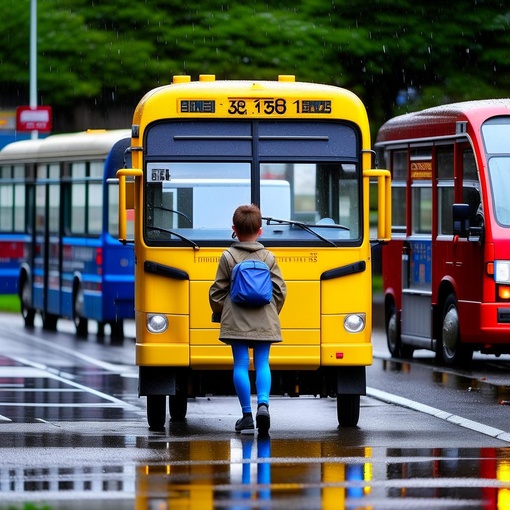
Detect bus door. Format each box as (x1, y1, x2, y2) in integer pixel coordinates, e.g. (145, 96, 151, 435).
(401, 154, 433, 349)
(34, 163, 61, 329)
(448, 142, 484, 342)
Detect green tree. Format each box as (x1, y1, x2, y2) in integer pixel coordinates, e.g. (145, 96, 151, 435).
(1, 0, 509, 131)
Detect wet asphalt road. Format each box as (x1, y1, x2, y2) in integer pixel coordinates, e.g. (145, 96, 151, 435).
(1, 304, 510, 509)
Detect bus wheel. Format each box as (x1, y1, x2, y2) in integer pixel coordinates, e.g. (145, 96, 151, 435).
(73, 285, 88, 338)
(386, 306, 402, 357)
(110, 320, 124, 343)
(169, 394, 188, 421)
(20, 280, 35, 328)
(387, 305, 414, 359)
(42, 312, 58, 331)
(441, 294, 473, 366)
(147, 395, 166, 430)
(336, 394, 360, 427)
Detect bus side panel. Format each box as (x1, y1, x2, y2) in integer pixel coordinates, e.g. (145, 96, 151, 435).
(320, 271, 373, 366)
(135, 272, 190, 365)
(0, 236, 25, 294)
(135, 311, 190, 366)
(101, 237, 135, 321)
(137, 271, 189, 315)
(382, 239, 404, 315)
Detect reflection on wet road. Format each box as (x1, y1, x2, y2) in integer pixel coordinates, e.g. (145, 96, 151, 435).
(2, 430, 510, 509)
(2, 313, 510, 508)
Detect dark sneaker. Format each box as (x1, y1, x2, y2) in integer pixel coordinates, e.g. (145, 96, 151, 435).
(256, 404, 270, 435)
(235, 414, 254, 434)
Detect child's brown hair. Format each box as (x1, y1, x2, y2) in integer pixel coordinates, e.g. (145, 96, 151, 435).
(232, 204, 262, 237)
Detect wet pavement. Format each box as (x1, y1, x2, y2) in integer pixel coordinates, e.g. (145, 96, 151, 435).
(1, 311, 510, 508)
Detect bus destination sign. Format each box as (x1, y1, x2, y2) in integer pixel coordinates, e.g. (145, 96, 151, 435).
(179, 98, 332, 116)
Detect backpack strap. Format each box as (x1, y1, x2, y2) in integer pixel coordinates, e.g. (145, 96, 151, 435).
(226, 247, 272, 272)
(225, 248, 238, 274)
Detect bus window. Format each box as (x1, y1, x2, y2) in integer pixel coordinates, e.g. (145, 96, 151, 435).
(71, 162, 87, 234)
(391, 151, 407, 234)
(462, 148, 481, 227)
(483, 118, 510, 225)
(89, 162, 104, 235)
(260, 162, 360, 238)
(88, 181, 103, 235)
(49, 184, 60, 234)
(35, 181, 46, 233)
(14, 165, 26, 233)
(0, 171, 13, 231)
(488, 158, 510, 226)
(437, 146, 454, 235)
(412, 187, 432, 234)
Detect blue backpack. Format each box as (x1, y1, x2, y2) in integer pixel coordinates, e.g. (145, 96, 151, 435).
(227, 251, 273, 308)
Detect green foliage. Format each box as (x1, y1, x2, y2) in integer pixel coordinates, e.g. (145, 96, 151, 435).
(0, 295, 19, 313)
(0, 0, 509, 129)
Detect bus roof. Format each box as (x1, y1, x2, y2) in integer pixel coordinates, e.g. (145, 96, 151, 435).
(0, 129, 131, 163)
(376, 99, 510, 144)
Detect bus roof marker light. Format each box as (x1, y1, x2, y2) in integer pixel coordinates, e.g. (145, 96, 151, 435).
(278, 75, 295, 82)
(199, 75, 216, 82)
(172, 75, 191, 84)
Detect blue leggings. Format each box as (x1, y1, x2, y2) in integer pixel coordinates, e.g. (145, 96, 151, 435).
(231, 342, 271, 413)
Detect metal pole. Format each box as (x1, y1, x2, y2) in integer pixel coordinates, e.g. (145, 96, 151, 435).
(30, 0, 38, 139)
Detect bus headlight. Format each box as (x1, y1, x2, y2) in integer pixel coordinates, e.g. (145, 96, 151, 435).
(344, 314, 365, 333)
(146, 314, 168, 333)
(495, 261, 510, 284)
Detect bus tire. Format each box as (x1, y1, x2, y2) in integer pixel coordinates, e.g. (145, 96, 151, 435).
(147, 395, 166, 430)
(386, 304, 414, 359)
(441, 294, 473, 366)
(42, 312, 58, 331)
(386, 305, 402, 357)
(169, 394, 188, 421)
(336, 394, 360, 427)
(110, 320, 124, 343)
(20, 279, 35, 328)
(73, 285, 88, 338)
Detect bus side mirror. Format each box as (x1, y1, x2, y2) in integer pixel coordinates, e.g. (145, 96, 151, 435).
(452, 203, 470, 238)
(116, 168, 142, 244)
(365, 169, 392, 242)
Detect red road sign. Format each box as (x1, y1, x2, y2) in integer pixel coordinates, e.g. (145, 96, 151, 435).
(16, 106, 52, 132)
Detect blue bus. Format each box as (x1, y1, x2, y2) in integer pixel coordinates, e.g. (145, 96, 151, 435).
(0, 130, 134, 340)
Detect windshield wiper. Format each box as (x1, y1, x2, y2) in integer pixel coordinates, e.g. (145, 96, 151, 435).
(146, 225, 199, 250)
(262, 216, 338, 247)
(153, 205, 192, 225)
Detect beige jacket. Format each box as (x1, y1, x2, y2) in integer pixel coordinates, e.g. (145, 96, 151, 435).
(209, 242, 286, 343)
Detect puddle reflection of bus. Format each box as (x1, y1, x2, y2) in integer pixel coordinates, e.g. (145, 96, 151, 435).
(134, 439, 372, 509)
(387, 447, 510, 509)
(0, 130, 134, 341)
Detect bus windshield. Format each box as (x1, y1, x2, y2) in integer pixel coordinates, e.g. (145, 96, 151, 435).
(482, 118, 510, 226)
(144, 161, 360, 245)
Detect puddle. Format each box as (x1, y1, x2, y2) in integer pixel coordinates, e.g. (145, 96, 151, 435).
(1, 439, 510, 509)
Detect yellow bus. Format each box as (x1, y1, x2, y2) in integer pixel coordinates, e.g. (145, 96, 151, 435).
(117, 75, 391, 430)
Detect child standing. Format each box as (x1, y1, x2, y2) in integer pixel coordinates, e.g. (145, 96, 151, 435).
(209, 204, 286, 434)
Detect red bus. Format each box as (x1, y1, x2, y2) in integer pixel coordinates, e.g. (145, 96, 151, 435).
(376, 100, 510, 365)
